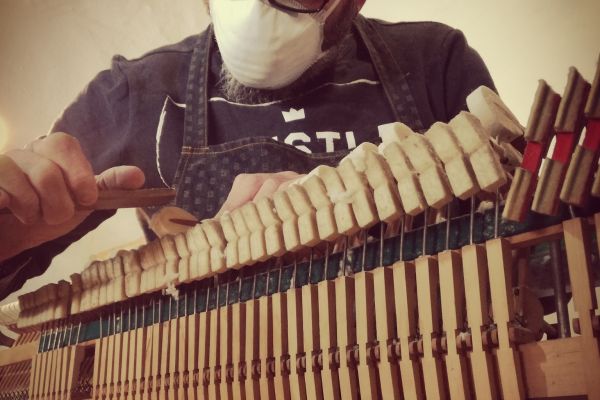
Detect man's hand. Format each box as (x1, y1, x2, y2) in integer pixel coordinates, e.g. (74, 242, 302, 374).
(216, 171, 301, 217)
(0, 132, 145, 261)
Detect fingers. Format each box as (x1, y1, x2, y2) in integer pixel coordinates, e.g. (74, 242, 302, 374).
(96, 166, 145, 191)
(252, 173, 304, 200)
(0, 189, 8, 210)
(0, 154, 41, 223)
(0, 133, 145, 226)
(216, 171, 300, 217)
(252, 177, 283, 201)
(29, 133, 97, 206)
(4, 149, 75, 225)
(0, 132, 95, 225)
(272, 175, 302, 192)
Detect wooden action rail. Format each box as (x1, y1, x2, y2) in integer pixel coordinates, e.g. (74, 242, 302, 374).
(2, 212, 600, 400)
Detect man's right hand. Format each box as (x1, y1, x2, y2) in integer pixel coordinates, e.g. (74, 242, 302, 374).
(215, 171, 302, 217)
(0, 132, 145, 262)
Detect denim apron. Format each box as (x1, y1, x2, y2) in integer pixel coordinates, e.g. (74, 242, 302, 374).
(173, 16, 425, 220)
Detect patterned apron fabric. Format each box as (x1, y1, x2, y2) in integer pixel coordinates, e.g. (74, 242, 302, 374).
(173, 16, 425, 220)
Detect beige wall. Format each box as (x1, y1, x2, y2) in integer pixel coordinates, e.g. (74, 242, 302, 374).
(363, 0, 600, 123)
(0, 0, 211, 308)
(0, 0, 599, 308)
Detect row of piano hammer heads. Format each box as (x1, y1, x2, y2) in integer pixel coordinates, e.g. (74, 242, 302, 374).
(15, 58, 600, 330)
(15, 83, 519, 330)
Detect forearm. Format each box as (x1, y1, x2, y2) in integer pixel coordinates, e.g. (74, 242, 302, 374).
(0, 209, 115, 301)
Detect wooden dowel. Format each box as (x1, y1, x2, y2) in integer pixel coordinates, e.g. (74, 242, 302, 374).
(219, 299, 233, 400)
(65, 324, 84, 400)
(43, 328, 56, 400)
(58, 326, 73, 399)
(272, 291, 292, 400)
(231, 301, 245, 400)
(486, 238, 526, 399)
(354, 272, 380, 400)
(132, 305, 147, 400)
(120, 311, 131, 400)
(27, 337, 40, 400)
(54, 326, 67, 399)
(164, 298, 178, 400)
(176, 295, 188, 400)
(301, 284, 324, 400)
(149, 300, 163, 400)
(41, 327, 56, 400)
(317, 280, 341, 400)
(207, 299, 220, 400)
(563, 217, 600, 398)
(335, 276, 360, 400)
(114, 311, 125, 400)
(259, 294, 276, 400)
(186, 291, 200, 400)
(106, 312, 117, 400)
(549, 241, 571, 338)
(198, 301, 211, 400)
(244, 298, 260, 400)
(438, 250, 472, 400)
(415, 256, 449, 399)
(98, 314, 114, 399)
(92, 318, 104, 400)
(287, 287, 307, 400)
(461, 244, 498, 399)
(372, 267, 403, 400)
(49, 327, 61, 399)
(392, 261, 425, 400)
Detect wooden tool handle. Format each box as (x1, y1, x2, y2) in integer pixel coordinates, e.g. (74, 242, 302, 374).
(86, 188, 175, 210)
(0, 188, 175, 214)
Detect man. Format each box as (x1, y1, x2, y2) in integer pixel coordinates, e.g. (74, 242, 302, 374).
(0, 0, 494, 299)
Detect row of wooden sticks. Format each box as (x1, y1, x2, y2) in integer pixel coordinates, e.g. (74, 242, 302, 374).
(19, 213, 600, 400)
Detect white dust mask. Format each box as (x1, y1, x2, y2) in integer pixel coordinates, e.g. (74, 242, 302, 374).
(210, 0, 341, 89)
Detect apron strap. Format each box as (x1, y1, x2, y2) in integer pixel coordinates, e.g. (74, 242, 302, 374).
(354, 16, 425, 132)
(183, 25, 214, 150)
